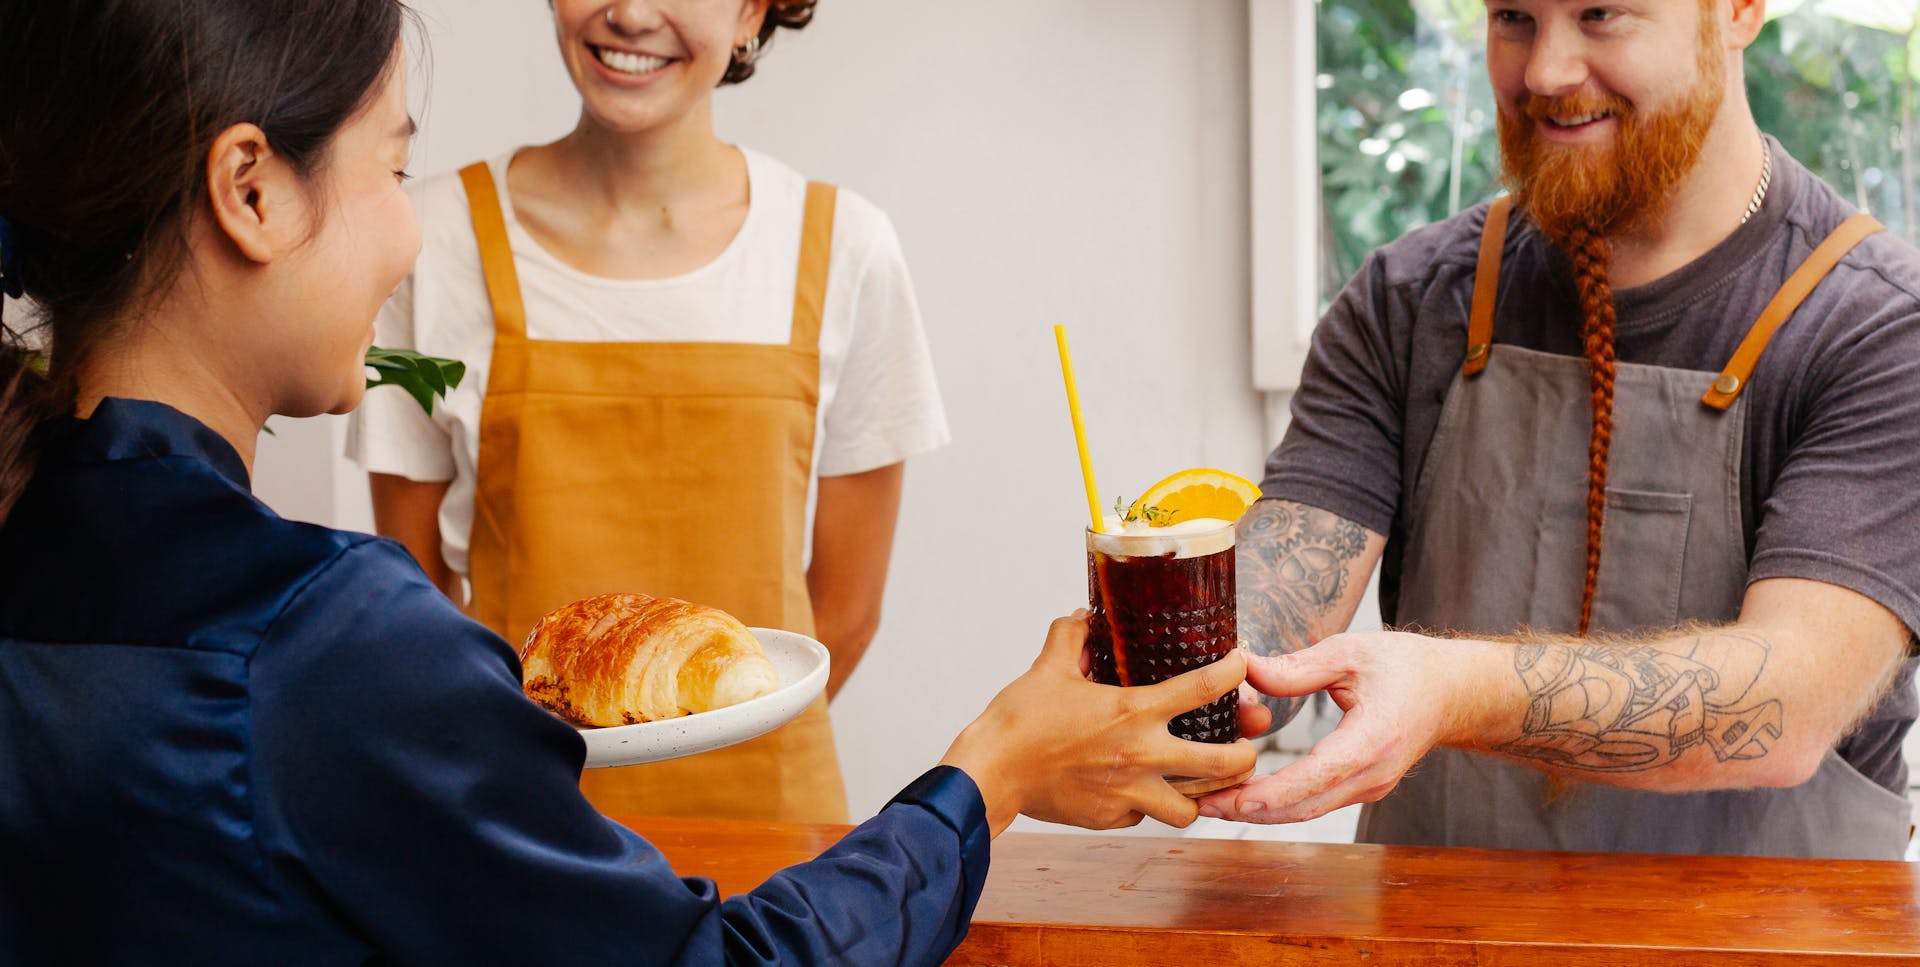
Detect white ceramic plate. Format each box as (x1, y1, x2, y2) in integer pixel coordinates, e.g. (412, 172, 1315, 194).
(579, 628, 829, 769)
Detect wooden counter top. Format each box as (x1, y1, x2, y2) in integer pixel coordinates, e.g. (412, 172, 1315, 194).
(619, 815, 1920, 965)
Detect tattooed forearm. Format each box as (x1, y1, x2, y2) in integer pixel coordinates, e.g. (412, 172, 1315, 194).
(1236, 499, 1371, 733)
(1493, 630, 1783, 773)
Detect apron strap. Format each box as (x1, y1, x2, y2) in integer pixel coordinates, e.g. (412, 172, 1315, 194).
(1702, 213, 1884, 410)
(458, 161, 530, 342)
(790, 182, 837, 354)
(460, 160, 531, 639)
(1464, 195, 1514, 378)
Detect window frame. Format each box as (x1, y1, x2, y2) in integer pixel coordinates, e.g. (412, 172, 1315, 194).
(1248, 0, 1320, 393)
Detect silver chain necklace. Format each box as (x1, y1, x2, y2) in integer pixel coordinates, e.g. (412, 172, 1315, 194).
(1740, 137, 1773, 225)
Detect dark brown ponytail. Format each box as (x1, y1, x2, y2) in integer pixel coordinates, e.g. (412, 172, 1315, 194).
(0, 0, 412, 524)
(1564, 228, 1617, 636)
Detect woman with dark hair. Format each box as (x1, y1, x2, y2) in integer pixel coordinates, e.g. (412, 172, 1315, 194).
(345, 0, 931, 825)
(0, 1, 1259, 962)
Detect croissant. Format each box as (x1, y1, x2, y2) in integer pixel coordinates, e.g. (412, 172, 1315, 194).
(520, 593, 780, 727)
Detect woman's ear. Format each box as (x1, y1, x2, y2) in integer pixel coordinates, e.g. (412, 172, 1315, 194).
(1725, 0, 1766, 48)
(737, 0, 772, 44)
(204, 123, 304, 264)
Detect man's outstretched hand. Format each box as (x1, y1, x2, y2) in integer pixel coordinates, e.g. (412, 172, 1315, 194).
(1200, 632, 1502, 824)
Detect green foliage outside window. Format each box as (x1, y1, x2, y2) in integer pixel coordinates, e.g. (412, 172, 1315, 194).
(1317, 0, 1920, 301)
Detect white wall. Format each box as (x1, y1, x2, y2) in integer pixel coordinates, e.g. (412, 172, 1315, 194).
(252, 0, 1272, 821)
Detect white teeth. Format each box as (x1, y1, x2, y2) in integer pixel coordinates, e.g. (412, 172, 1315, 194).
(594, 47, 670, 75)
(1551, 111, 1609, 127)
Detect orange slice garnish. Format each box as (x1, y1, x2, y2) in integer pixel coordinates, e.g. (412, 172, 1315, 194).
(1126, 468, 1261, 525)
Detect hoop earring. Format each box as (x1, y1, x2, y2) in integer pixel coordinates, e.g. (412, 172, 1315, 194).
(732, 34, 762, 67)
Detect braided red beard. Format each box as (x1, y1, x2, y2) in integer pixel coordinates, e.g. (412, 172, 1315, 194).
(1564, 228, 1616, 636)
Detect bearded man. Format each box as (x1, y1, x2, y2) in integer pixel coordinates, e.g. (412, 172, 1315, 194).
(1211, 0, 1919, 859)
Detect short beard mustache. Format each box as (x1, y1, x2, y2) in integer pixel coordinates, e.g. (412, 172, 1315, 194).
(1496, 31, 1725, 250)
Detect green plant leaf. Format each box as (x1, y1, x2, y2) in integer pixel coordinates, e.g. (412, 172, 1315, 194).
(6, 346, 48, 375)
(364, 346, 465, 415)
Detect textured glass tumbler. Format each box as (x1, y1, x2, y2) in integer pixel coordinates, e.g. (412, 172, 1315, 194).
(1085, 520, 1237, 744)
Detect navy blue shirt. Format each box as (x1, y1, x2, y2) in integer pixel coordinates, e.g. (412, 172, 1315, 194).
(0, 398, 990, 965)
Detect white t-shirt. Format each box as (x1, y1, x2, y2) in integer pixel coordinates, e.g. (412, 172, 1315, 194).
(345, 147, 949, 579)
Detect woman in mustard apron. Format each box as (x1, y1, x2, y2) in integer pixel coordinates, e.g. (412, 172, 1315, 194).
(345, 0, 947, 823)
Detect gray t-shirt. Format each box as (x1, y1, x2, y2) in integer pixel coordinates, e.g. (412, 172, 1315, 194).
(1263, 138, 1919, 793)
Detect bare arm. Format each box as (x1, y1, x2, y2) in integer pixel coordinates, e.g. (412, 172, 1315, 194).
(1473, 577, 1909, 790)
(1235, 499, 1388, 732)
(808, 462, 904, 700)
(1208, 576, 1911, 822)
(368, 473, 458, 602)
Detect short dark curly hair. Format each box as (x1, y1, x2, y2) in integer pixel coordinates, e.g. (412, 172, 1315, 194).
(720, 0, 815, 85)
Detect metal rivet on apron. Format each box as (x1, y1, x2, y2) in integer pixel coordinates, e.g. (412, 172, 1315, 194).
(1465, 343, 1490, 362)
(1713, 373, 1741, 395)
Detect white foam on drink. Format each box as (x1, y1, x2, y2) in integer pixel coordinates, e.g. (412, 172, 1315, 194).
(1087, 516, 1235, 559)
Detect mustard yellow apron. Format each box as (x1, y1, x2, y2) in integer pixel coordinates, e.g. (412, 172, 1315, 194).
(458, 161, 848, 823)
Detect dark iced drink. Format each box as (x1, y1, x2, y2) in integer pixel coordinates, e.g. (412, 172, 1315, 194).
(1085, 519, 1237, 744)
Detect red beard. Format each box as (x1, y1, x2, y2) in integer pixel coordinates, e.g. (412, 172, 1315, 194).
(1497, 28, 1725, 249)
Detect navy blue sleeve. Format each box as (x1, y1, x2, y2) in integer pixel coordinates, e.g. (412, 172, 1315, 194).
(248, 539, 990, 966)
(703, 767, 991, 964)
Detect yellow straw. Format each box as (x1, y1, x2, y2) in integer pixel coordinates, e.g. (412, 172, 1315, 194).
(1053, 325, 1106, 533)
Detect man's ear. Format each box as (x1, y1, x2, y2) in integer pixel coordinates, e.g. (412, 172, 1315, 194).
(1725, 0, 1766, 48)
(205, 123, 303, 265)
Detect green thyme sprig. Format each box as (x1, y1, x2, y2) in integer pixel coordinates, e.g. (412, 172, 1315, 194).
(365, 346, 465, 416)
(1114, 495, 1174, 526)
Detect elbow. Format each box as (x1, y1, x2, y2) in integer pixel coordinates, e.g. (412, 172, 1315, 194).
(843, 608, 883, 651)
(818, 601, 883, 652)
(1740, 742, 1830, 790)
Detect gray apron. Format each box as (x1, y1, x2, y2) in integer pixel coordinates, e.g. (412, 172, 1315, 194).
(1357, 197, 1912, 859)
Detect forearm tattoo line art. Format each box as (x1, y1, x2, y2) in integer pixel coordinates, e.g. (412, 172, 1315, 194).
(1235, 500, 1369, 731)
(1494, 631, 1784, 773)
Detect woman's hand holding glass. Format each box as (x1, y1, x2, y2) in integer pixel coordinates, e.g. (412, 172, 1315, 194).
(939, 614, 1259, 836)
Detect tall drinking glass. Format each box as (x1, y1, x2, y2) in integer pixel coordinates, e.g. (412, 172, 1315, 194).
(1085, 519, 1239, 750)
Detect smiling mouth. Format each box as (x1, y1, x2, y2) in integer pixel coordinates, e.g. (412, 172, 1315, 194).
(1544, 110, 1615, 129)
(591, 44, 673, 76)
